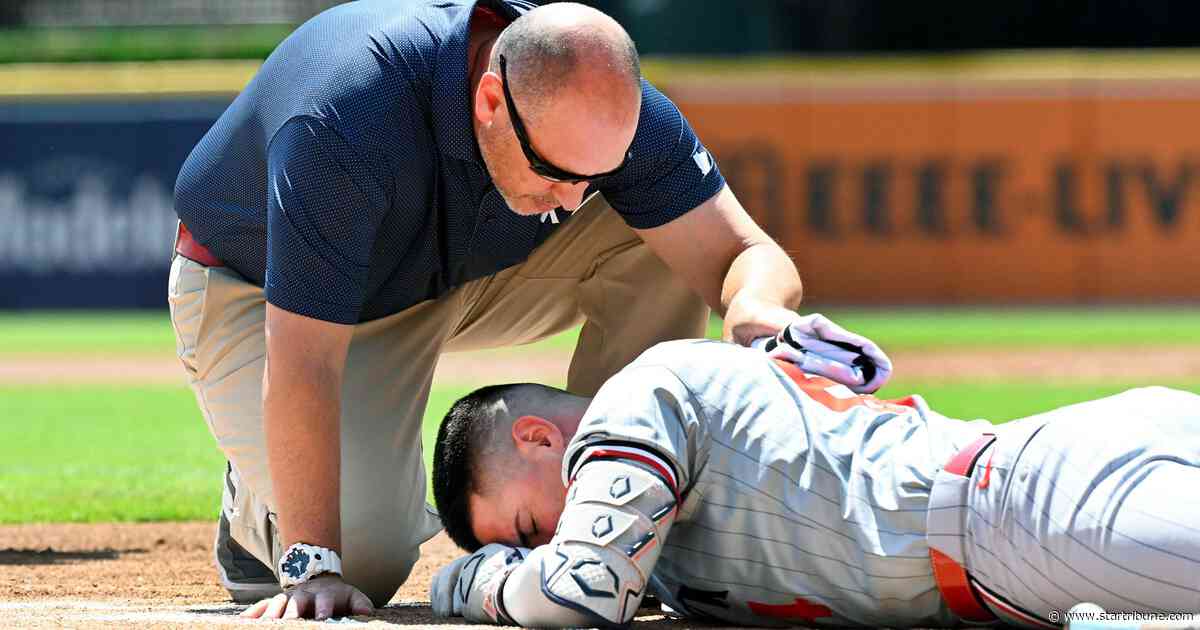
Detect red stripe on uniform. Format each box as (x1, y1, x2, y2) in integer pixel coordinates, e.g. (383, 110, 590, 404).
(631, 536, 659, 562)
(929, 548, 995, 622)
(572, 449, 680, 504)
(973, 583, 1059, 630)
(944, 434, 996, 476)
(747, 597, 833, 621)
(929, 435, 999, 624)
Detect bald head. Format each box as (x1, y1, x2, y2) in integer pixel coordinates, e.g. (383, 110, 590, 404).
(471, 3, 641, 213)
(492, 2, 641, 123)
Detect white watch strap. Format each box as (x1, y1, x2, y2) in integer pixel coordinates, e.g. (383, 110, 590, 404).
(279, 543, 342, 588)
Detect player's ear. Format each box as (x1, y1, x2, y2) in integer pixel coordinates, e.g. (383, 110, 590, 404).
(474, 71, 504, 126)
(512, 416, 562, 453)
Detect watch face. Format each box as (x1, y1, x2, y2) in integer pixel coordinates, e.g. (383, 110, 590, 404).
(281, 548, 311, 580)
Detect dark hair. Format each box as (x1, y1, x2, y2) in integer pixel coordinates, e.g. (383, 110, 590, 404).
(432, 383, 549, 552)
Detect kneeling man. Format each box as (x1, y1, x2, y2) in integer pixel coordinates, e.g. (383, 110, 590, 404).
(430, 339, 1200, 628)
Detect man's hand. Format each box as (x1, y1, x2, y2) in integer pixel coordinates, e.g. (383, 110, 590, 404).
(240, 574, 372, 621)
(431, 544, 530, 622)
(722, 293, 803, 346)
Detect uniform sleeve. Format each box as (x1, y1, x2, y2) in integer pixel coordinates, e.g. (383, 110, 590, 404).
(264, 115, 389, 324)
(482, 459, 679, 627)
(595, 79, 726, 230)
(563, 362, 704, 496)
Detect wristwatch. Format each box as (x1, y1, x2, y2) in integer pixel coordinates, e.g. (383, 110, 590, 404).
(278, 543, 342, 589)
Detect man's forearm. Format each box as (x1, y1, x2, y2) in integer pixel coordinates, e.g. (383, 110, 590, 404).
(263, 362, 343, 553)
(632, 185, 804, 343)
(720, 241, 803, 315)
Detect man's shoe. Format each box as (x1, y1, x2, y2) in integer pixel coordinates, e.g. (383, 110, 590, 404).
(214, 502, 281, 603)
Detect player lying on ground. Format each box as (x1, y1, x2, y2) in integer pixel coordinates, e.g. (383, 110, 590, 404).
(429, 338, 1200, 628)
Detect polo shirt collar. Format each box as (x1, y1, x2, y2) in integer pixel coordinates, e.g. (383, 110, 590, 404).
(431, 0, 533, 165)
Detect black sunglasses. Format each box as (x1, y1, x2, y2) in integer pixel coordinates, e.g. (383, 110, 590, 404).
(498, 54, 632, 184)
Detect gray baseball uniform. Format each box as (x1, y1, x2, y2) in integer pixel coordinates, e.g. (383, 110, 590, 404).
(456, 339, 1200, 628)
(931, 385, 1200, 628)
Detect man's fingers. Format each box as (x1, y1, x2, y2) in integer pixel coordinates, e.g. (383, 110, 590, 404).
(350, 590, 374, 616)
(728, 310, 795, 346)
(239, 597, 273, 618)
(238, 578, 374, 621)
(282, 590, 311, 619)
(282, 595, 300, 620)
(263, 592, 290, 619)
(314, 590, 336, 621)
(730, 320, 787, 346)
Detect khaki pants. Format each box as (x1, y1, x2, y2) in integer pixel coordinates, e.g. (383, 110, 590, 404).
(166, 194, 708, 605)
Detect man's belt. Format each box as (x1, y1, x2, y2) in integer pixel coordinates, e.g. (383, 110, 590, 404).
(927, 434, 998, 623)
(175, 221, 224, 267)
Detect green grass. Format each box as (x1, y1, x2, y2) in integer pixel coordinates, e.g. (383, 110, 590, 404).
(817, 307, 1200, 350)
(7, 41, 1200, 78)
(0, 310, 582, 357)
(0, 25, 294, 64)
(0, 384, 472, 523)
(3, 307, 1199, 356)
(4, 306, 1198, 522)
(881, 380, 1199, 420)
(543, 306, 1200, 350)
(4, 380, 1196, 523)
(0, 311, 178, 356)
(0, 385, 222, 523)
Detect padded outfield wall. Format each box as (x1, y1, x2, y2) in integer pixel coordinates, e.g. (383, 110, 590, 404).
(0, 54, 1197, 308)
(663, 53, 1200, 304)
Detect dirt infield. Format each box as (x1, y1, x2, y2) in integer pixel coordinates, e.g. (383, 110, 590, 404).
(0, 523, 692, 629)
(0, 347, 575, 386)
(4, 345, 1200, 385)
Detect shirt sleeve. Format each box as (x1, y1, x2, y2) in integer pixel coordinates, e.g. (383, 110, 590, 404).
(264, 115, 389, 324)
(595, 78, 727, 230)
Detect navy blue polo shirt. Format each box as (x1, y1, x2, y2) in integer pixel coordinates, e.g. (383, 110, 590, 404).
(174, 0, 725, 324)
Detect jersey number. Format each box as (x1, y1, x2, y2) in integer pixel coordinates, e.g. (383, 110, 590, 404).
(774, 359, 915, 415)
